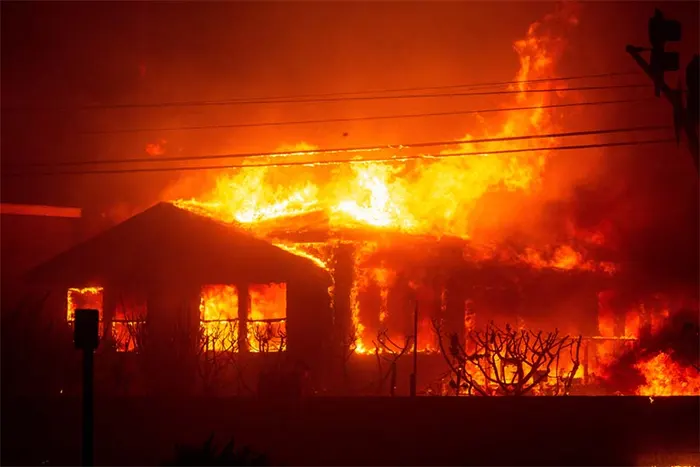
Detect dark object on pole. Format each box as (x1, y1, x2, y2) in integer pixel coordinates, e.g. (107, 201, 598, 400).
(687, 55, 699, 128)
(74, 308, 99, 351)
(626, 10, 699, 176)
(648, 9, 681, 48)
(410, 301, 418, 397)
(74, 308, 99, 467)
(648, 9, 681, 97)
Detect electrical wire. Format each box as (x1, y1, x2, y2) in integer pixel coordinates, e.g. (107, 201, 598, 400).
(4, 138, 675, 177)
(2, 70, 640, 113)
(80, 97, 654, 135)
(4, 82, 651, 112)
(5, 138, 675, 176)
(6, 125, 671, 170)
(154, 70, 644, 102)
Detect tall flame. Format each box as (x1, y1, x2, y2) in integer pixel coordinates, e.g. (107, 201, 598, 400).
(173, 4, 582, 242)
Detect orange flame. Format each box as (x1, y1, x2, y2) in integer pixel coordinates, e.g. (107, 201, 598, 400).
(198, 283, 288, 353)
(172, 5, 586, 243)
(635, 352, 700, 396)
(199, 284, 239, 352)
(248, 283, 287, 352)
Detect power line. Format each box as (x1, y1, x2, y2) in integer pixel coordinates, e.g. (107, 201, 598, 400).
(5, 83, 651, 112)
(3, 71, 642, 113)
(164, 71, 644, 102)
(7, 125, 671, 169)
(3, 138, 675, 177)
(80, 97, 653, 135)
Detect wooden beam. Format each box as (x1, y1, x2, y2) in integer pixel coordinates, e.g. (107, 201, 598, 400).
(0, 203, 82, 218)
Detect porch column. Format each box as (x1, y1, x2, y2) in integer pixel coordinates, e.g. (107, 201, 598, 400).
(237, 283, 250, 353)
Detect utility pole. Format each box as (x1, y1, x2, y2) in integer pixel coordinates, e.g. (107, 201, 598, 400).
(626, 9, 699, 175)
(74, 309, 99, 467)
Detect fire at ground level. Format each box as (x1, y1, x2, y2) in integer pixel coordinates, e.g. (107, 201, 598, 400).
(59, 234, 700, 397)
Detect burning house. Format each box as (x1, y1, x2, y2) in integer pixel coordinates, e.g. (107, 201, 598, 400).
(163, 195, 698, 396)
(21, 170, 698, 397)
(167, 200, 622, 393)
(27, 202, 333, 393)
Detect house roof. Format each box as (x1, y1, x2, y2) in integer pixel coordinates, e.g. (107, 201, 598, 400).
(27, 202, 330, 288)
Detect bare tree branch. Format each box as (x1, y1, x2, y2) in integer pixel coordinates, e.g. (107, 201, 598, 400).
(432, 319, 582, 396)
(371, 328, 413, 396)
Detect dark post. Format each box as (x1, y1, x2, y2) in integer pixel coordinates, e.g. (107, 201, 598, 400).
(409, 301, 418, 397)
(237, 283, 250, 353)
(687, 55, 699, 128)
(82, 349, 94, 465)
(74, 308, 99, 467)
(582, 339, 590, 385)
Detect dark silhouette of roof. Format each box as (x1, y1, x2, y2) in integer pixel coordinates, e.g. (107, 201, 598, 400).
(27, 202, 330, 287)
